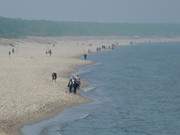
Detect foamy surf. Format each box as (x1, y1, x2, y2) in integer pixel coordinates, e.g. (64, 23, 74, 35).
(83, 86, 96, 92)
(79, 113, 89, 119)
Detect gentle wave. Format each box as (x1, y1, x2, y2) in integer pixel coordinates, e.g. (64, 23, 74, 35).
(83, 86, 96, 92)
(76, 62, 102, 75)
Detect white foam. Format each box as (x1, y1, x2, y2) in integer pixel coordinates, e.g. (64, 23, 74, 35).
(79, 113, 89, 119)
(83, 86, 96, 92)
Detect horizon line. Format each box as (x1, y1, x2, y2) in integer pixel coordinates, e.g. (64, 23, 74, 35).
(1, 16, 180, 24)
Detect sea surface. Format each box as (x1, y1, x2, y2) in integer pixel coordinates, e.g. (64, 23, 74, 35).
(22, 43, 180, 135)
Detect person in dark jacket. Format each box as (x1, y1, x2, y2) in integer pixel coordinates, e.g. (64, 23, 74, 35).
(68, 78, 74, 93)
(52, 72, 57, 81)
(67, 75, 81, 94)
(12, 48, 15, 54)
(83, 54, 87, 60)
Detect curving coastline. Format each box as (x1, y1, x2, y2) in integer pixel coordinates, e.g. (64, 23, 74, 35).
(0, 36, 180, 135)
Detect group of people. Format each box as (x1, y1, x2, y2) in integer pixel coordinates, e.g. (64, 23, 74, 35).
(67, 74, 81, 94)
(51, 72, 81, 94)
(8, 48, 15, 56)
(45, 49, 52, 56)
(45, 43, 56, 56)
(96, 44, 115, 52)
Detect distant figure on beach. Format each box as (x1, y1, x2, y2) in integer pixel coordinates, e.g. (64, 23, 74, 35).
(130, 41, 133, 45)
(8, 51, 11, 56)
(68, 78, 74, 93)
(111, 44, 115, 49)
(102, 45, 106, 49)
(83, 54, 87, 60)
(45, 50, 48, 55)
(46, 49, 52, 56)
(96, 47, 101, 52)
(52, 72, 57, 81)
(75, 74, 81, 89)
(12, 48, 15, 54)
(49, 49, 52, 56)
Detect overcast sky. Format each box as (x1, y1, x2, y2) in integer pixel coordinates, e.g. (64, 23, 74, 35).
(0, 0, 179, 23)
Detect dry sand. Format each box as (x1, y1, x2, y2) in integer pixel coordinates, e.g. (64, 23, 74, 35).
(0, 36, 180, 135)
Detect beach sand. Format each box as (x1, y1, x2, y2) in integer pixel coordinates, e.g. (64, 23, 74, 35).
(0, 36, 180, 135)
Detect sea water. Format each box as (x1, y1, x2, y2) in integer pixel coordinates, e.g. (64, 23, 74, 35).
(22, 43, 180, 135)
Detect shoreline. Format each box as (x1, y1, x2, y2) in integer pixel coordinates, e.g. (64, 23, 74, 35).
(0, 36, 180, 135)
(2, 60, 92, 135)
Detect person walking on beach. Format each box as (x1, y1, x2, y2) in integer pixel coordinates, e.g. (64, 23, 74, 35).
(83, 53, 87, 60)
(45, 50, 48, 55)
(96, 47, 101, 52)
(12, 48, 15, 54)
(73, 80, 78, 94)
(49, 49, 52, 56)
(8, 51, 11, 56)
(68, 78, 74, 93)
(52, 72, 57, 81)
(67, 75, 81, 94)
(75, 74, 81, 90)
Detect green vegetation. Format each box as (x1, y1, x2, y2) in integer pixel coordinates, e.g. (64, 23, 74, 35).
(0, 16, 180, 37)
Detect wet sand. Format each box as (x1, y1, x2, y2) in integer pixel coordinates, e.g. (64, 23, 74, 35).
(0, 36, 180, 135)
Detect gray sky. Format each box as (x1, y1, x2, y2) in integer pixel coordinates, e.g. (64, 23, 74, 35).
(0, 0, 180, 23)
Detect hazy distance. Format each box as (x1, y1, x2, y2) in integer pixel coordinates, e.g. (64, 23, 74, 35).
(0, 0, 180, 23)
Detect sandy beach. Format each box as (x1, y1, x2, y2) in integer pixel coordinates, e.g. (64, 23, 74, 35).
(0, 36, 180, 135)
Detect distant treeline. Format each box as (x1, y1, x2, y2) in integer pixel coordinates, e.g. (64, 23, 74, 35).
(0, 16, 180, 37)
